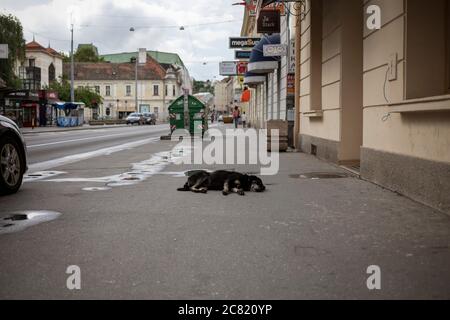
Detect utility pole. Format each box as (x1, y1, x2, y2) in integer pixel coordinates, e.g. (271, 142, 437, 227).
(135, 56, 138, 113)
(70, 22, 75, 103)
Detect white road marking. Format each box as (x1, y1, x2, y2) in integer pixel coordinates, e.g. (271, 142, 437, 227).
(27, 129, 166, 148)
(28, 137, 160, 172)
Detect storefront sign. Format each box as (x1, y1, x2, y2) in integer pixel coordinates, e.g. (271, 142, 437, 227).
(287, 73, 295, 96)
(6, 90, 39, 101)
(0, 44, 8, 59)
(257, 10, 281, 34)
(289, 39, 296, 73)
(235, 50, 252, 60)
(263, 44, 287, 57)
(219, 61, 237, 76)
(237, 62, 248, 75)
(229, 37, 261, 49)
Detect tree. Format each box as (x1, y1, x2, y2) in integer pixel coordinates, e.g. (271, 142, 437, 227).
(46, 77, 103, 108)
(74, 46, 104, 63)
(0, 14, 25, 88)
(193, 79, 214, 94)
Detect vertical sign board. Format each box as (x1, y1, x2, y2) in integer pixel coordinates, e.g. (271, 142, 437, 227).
(237, 62, 248, 76)
(0, 44, 8, 59)
(289, 39, 296, 73)
(287, 73, 295, 96)
(257, 10, 281, 34)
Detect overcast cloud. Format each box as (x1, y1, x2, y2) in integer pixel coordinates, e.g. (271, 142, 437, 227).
(0, 0, 244, 80)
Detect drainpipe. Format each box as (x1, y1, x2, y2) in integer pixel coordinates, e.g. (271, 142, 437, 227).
(294, 3, 302, 150)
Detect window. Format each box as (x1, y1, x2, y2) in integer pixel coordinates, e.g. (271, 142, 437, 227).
(153, 85, 159, 96)
(173, 85, 176, 97)
(406, 0, 450, 99)
(48, 63, 55, 83)
(29, 59, 35, 67)
(106, 85, 111, 96)
(126, 85, 132, 96)
(94, 86, 100, 94)
(165, 85, 168, 96)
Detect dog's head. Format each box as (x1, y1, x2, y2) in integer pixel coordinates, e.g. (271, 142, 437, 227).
(248, 175, 266, 192)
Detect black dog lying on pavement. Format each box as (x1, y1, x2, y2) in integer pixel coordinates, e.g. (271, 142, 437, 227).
(177, 170, 266, 196)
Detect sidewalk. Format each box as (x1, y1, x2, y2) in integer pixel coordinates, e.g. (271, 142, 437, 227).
(154, 137, 450, 299)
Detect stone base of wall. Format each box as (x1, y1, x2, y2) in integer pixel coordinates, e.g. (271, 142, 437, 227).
(361, 147, 450, 214)
(300, 134, 339, 163)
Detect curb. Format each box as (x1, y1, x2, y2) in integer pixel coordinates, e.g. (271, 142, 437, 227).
(21, 124, 135, 135)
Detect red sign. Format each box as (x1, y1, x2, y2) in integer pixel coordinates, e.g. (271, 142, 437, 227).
(287, 73, 295, 96)
(237, 62, 248, 75)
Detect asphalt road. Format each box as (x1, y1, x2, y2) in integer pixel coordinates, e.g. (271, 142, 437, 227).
(0, 125, 449, 299)
(24, 124, 170, 165)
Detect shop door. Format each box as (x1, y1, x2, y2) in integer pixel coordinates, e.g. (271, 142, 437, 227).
(22, 107, 37, 127)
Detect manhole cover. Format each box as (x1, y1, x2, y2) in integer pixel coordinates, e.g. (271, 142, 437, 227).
(290, 172, 348, 180)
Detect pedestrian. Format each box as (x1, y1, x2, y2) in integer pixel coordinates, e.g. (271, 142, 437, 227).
(232, 106, 240, 129)
(241, 112, 247, 128)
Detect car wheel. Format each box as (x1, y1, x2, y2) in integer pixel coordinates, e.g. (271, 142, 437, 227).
(0, 136, 24, 195)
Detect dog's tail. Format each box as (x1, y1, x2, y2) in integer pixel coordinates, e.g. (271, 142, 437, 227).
(177, 183, 190, 192)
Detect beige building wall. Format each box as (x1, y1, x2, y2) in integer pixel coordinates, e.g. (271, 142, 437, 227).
(74, 79, 178, 120)
(296, 0, 450, 212)
(213, 82, 228, 113)
(24, 51, 63, 88)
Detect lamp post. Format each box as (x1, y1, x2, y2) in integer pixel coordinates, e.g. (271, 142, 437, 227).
(70, 22, 75, 103)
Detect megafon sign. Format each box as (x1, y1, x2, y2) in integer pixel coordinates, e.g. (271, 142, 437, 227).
(229, 37, 260, 49)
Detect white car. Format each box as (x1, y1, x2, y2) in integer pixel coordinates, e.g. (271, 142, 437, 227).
(126, 113, 144, 125)
(218, 115, 224, 122)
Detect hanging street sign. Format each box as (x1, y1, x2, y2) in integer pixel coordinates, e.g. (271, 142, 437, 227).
(235, 50, 252, 60)
(237, 61, 248, 75)
(229, 37, 261, 49)
(219, 61, 238, 76)
(263, 44, 287, 57)
(257, 10, 281, 34)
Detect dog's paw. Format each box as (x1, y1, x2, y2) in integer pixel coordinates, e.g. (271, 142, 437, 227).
(237, 190, 245, 196)
(222, 191, 230, 196)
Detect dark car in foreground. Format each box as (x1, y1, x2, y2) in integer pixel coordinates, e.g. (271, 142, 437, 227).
(0, 115, 28, 195)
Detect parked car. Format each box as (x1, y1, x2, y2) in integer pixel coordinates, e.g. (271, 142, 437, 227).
(218, 115, 224, 122)
(142, 112, 157, 125)
(0, 115, 28, 195)
(126, 113, 144, 125)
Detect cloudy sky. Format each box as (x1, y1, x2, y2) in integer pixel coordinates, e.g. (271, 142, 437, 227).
(0, 0, 245, 80)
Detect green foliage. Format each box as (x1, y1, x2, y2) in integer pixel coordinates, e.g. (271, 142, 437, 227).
(74, 46, 104, 63)
(0, 13, 25, 89)
(193, 79, 214, 94)
(45, 77, 103, 108)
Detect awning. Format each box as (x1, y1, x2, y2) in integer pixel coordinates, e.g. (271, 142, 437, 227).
(244, 71, 266, 85)
(247, 34, 280, 74)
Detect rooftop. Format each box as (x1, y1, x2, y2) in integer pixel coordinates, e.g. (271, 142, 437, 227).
(101, 50, 185, 68)
(63, 56, 166, 81)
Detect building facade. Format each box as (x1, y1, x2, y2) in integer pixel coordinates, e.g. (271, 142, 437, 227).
(63, 56, 182, 121)
(244, 0, 450, 213)
(19, 40, 63, 89)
